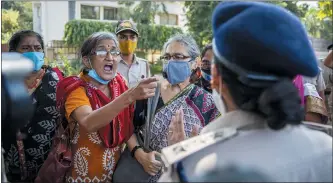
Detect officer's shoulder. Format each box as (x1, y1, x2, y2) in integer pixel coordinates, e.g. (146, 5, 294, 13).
(161, 127, 238, 167)
(135, 56, 148, 63)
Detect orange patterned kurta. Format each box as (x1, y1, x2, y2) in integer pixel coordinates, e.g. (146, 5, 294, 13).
(64, 74, 122, 183)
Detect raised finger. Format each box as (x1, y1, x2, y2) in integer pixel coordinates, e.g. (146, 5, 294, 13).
(178, 109, 185, 133)
(191, 125, 199, 137)
(174, 111, 181, 133)
(140, 77, 158, 85)
(169, 117, 175, 131)
(145, 81, 158, 89)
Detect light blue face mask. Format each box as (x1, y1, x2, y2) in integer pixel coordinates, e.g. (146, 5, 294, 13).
(22, 52, 45, 71)
(87, 59, 111, 85)
(201, 70, 212, 81)
(163, 60, 192, 85)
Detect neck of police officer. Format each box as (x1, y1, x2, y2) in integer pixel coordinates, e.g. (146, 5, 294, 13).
(221, 86, 238, 113)
(121, 53, 134, 65)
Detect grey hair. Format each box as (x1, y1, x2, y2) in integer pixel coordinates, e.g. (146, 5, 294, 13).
(162, 34, 200, 67)
(80, 32, 119, 58)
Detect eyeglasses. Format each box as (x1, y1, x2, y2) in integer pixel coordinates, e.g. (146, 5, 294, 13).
(93, 50, 120, 57)
(160, 54, 192, 63)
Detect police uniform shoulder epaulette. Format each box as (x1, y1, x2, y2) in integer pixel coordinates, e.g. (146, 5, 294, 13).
(161, 127, 238, 167)
(303, 121, 332, 136)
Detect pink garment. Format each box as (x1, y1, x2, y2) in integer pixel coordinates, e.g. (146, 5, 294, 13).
(293, 75, 305, 106)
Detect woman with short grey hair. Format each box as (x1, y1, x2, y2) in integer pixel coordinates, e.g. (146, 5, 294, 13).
(55, 31, 157, 182)
(127, 33, 220, 182)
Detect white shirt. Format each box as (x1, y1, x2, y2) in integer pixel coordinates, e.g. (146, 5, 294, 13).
(303, 67, 326, 92)
(117, 55, 150, 88)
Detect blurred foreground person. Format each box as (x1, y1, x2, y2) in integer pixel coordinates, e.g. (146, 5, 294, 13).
(159, 2, 332, 182)
(2, 30, 63, 182)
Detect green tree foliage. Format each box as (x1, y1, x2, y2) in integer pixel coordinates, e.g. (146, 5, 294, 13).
(269, 1, 309, 18)
(1, 1, 33, 31)
(302, 7, 333, 40)
(47, 53, 82, 76)
(317, 1, 333, 20)
(63, 20, 182, 53)
(150, 59, 163, 76)
(1, 9, 19, 43)
(184, 1, 220, 48)
(118, 2, 166, 24)
(184, 1, 310, 48)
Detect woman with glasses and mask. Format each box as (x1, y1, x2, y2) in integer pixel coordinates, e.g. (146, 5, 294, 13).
(3, 30, 63, 182)
(56, 32, 158, 182)
(126, 34, 220, 182)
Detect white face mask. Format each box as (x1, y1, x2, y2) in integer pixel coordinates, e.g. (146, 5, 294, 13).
(212, 89, 226, 114)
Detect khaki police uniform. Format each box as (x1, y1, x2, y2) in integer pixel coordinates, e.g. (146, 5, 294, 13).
(117, 55, 150, 88)
(159, 110, 333, 182)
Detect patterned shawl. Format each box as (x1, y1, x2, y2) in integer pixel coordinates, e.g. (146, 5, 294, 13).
(56, 73, 134, 148)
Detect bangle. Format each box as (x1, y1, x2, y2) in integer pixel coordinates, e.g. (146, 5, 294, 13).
(131, 145, 142, 157)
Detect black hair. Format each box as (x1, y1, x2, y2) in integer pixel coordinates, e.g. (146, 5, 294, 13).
(201, 43, 213, 59)
(328, 43, 333, 51)
(8, 30, 44, 52)
(215, 60, 303, 130)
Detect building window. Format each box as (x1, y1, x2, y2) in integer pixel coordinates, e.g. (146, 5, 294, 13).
(81, 5, 100, 20)
(104, 7, 118, 20)
(160, 14, 178, 25)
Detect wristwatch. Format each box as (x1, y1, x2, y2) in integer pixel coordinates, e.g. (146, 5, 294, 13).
(131, 145, 143, 157)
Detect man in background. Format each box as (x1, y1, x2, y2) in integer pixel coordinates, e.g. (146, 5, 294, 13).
(115, 20, 150, 88)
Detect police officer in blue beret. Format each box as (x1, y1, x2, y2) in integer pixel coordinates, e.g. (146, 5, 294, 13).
(158, 2, 332, 182)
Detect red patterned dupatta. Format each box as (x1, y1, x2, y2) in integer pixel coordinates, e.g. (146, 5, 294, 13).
(56, 73, 134, 148)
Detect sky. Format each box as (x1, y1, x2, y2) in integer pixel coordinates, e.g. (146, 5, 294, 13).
(298, 1, 318, 8)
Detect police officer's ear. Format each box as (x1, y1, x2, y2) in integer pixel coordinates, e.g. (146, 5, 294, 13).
(211, 64, 221, 90)
(82, 56, 92, 69)
(211, 64, 229, 93)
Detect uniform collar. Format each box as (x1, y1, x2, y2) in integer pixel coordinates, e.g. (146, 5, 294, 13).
(202, 110, 266, 133)
(119, 54, 139, 65)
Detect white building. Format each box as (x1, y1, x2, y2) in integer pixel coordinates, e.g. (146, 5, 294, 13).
(32, 1, 187, 46)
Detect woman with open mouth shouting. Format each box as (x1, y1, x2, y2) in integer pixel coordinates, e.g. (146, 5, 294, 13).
(55, 32, 158, 183)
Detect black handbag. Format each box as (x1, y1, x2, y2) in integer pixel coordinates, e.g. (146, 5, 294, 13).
(113, 82, 161, 182)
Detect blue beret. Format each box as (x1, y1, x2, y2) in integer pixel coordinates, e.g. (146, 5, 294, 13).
(212, 2, 318, 79)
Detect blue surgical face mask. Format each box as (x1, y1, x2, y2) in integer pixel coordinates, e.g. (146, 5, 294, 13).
(163, 60, 192, 85)
(22, 52, 45, 71)
(201, 70, 212, 81)
(87, 59, 111, 85)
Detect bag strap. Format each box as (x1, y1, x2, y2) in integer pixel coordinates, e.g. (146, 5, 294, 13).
(143, 82, 161, 149)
